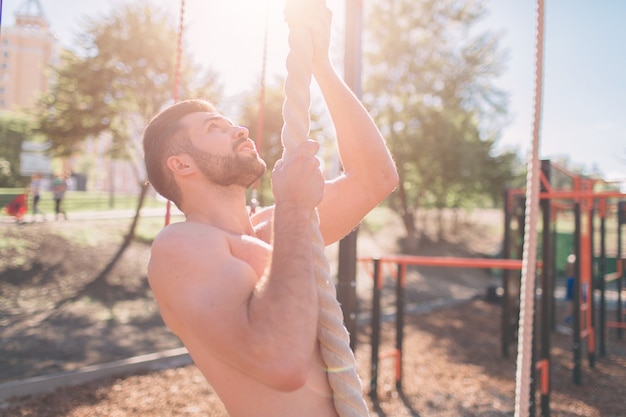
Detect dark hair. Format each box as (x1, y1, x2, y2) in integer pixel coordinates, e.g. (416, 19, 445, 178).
(143, 99, 217, 208)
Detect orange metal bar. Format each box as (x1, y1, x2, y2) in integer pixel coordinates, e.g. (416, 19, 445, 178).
(395, 350, 402, 383)
(540, 170, 552, 193)
(508, 189, 626, 201)
(550, 162, 581, 180)
(358, 256, 524, 270)
(588, 327, 595, 355)
(535, 359, 550, 395)
(378, 348, 402, 382)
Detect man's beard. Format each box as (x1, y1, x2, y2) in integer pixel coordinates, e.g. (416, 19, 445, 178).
(188, 145, 267, 188)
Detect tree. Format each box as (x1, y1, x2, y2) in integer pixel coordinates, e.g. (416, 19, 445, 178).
(362, 0, 521, 251)
(32, 0, 223, 287)
(0, 114, 36, 188)
(34, 1, 222, 158)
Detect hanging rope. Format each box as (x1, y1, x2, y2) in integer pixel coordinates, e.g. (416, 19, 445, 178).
(250, 1, 271, 215)
(165, 0, 186, 226)
(514, 1, 545, 416)
(281, 1, 369, 416)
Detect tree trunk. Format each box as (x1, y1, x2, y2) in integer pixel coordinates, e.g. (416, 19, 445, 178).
(396, 179, 419, 254)
(91, 181, 149, 287)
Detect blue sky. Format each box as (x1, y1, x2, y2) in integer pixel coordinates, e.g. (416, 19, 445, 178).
(2, 0, 625, 184)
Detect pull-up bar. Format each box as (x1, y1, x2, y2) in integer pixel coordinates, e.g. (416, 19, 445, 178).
(358, 255, 525, 405)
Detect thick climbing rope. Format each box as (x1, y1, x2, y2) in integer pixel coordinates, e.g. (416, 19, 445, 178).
(281, 1, 369, 416)
(514, 1, 545, 416)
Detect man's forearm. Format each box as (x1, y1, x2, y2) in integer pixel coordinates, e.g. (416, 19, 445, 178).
(248, 203, 319, 359)
(315, 65, 398, 196)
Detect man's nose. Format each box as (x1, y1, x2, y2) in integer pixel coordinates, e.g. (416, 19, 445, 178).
(233, 126, 249, 138)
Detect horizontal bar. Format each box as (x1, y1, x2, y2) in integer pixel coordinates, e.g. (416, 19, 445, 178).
(359, 256, 524, 270)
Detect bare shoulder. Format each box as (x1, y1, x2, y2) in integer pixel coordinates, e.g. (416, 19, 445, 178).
(150, 222, 227, 266)
(147, 221, 231, 292)
(147, 221, 262, 337)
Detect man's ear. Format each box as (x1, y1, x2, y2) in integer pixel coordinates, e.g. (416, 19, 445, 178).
(166, 155, 195, 176)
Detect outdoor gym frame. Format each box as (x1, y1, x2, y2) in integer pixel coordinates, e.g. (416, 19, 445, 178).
(359, 255, 524, 406)
(502, 159, 625, 416)
(358, 159, 625, 417)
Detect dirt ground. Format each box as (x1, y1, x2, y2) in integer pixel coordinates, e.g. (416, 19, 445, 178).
(0, 210, 624, 416)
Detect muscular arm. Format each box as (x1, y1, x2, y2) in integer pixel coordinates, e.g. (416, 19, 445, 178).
(309, 7, 399, 245)
(247, 202, 318, 388)
(314, 65, 398, 244)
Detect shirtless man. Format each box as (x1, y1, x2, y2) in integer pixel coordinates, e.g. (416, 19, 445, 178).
(142, 6, 397, 417)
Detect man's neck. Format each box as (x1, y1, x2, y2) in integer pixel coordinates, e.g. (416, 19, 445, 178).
(182, 185, 255, 236)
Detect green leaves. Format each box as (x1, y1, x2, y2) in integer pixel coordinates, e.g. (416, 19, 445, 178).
(32, 1, 222, 164)
(363, 0, 521, 238)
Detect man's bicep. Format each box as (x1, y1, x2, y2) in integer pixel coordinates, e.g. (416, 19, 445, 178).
(317, 175, 379, 245)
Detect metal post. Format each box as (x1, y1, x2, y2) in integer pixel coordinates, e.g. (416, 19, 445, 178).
(599, 208, 606, 357)
(336, 0, 364, 352)
(395, 262, 405, 391)
(573, 202, 582, 385)
(369, 258, 382, 401)
(502, 188, 513, 358)
(539, 160, 552, 416)
(618, 205, 624, 338)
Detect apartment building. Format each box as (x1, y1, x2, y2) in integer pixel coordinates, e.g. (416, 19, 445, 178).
(0, 0, 58, 112)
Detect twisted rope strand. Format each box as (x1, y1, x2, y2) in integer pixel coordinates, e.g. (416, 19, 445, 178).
(514, 1, 545, 416)
(282, 1, 369, 415)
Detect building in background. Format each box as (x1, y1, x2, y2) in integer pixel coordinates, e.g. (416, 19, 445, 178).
(0, 0, 58, 112)
(1, 1, 142, 196)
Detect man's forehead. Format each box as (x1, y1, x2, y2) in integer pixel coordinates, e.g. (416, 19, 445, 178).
(182, 111, 232, 127)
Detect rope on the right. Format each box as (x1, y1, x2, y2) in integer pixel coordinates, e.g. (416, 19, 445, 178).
(514, 1, 545, 416)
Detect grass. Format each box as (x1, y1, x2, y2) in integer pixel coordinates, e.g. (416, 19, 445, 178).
(0, 188, 164, 214)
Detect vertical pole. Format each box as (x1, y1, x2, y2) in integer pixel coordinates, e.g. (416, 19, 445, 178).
(539, 160, 552, 417)
(369, 258, 382, 402)
(617, 204, 624, 338)
(502, 188, 513, 358)
(588, 205, 596, 368)
(573, 202, 582, 384)
(337, 0, 363, 352)
(395, 262, 405, 392)
(598, 202, 606, 357)
(550, 211, 558, 332)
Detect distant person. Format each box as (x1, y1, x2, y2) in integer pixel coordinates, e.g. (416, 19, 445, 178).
(52, 172, 68, 221)
(29, 173, 45, 221)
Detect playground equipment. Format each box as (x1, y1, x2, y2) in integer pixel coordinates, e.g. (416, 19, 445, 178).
(502, 159, 626, 416)
(359, 255, 524, 408)
(357, 174, 624, 417)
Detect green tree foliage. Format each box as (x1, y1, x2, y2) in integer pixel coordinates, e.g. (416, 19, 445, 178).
(33, 0, 222, 161)
(29, 0, 224, 285)
(0, 114, 36, 187)
(362, 0, 522, 247)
